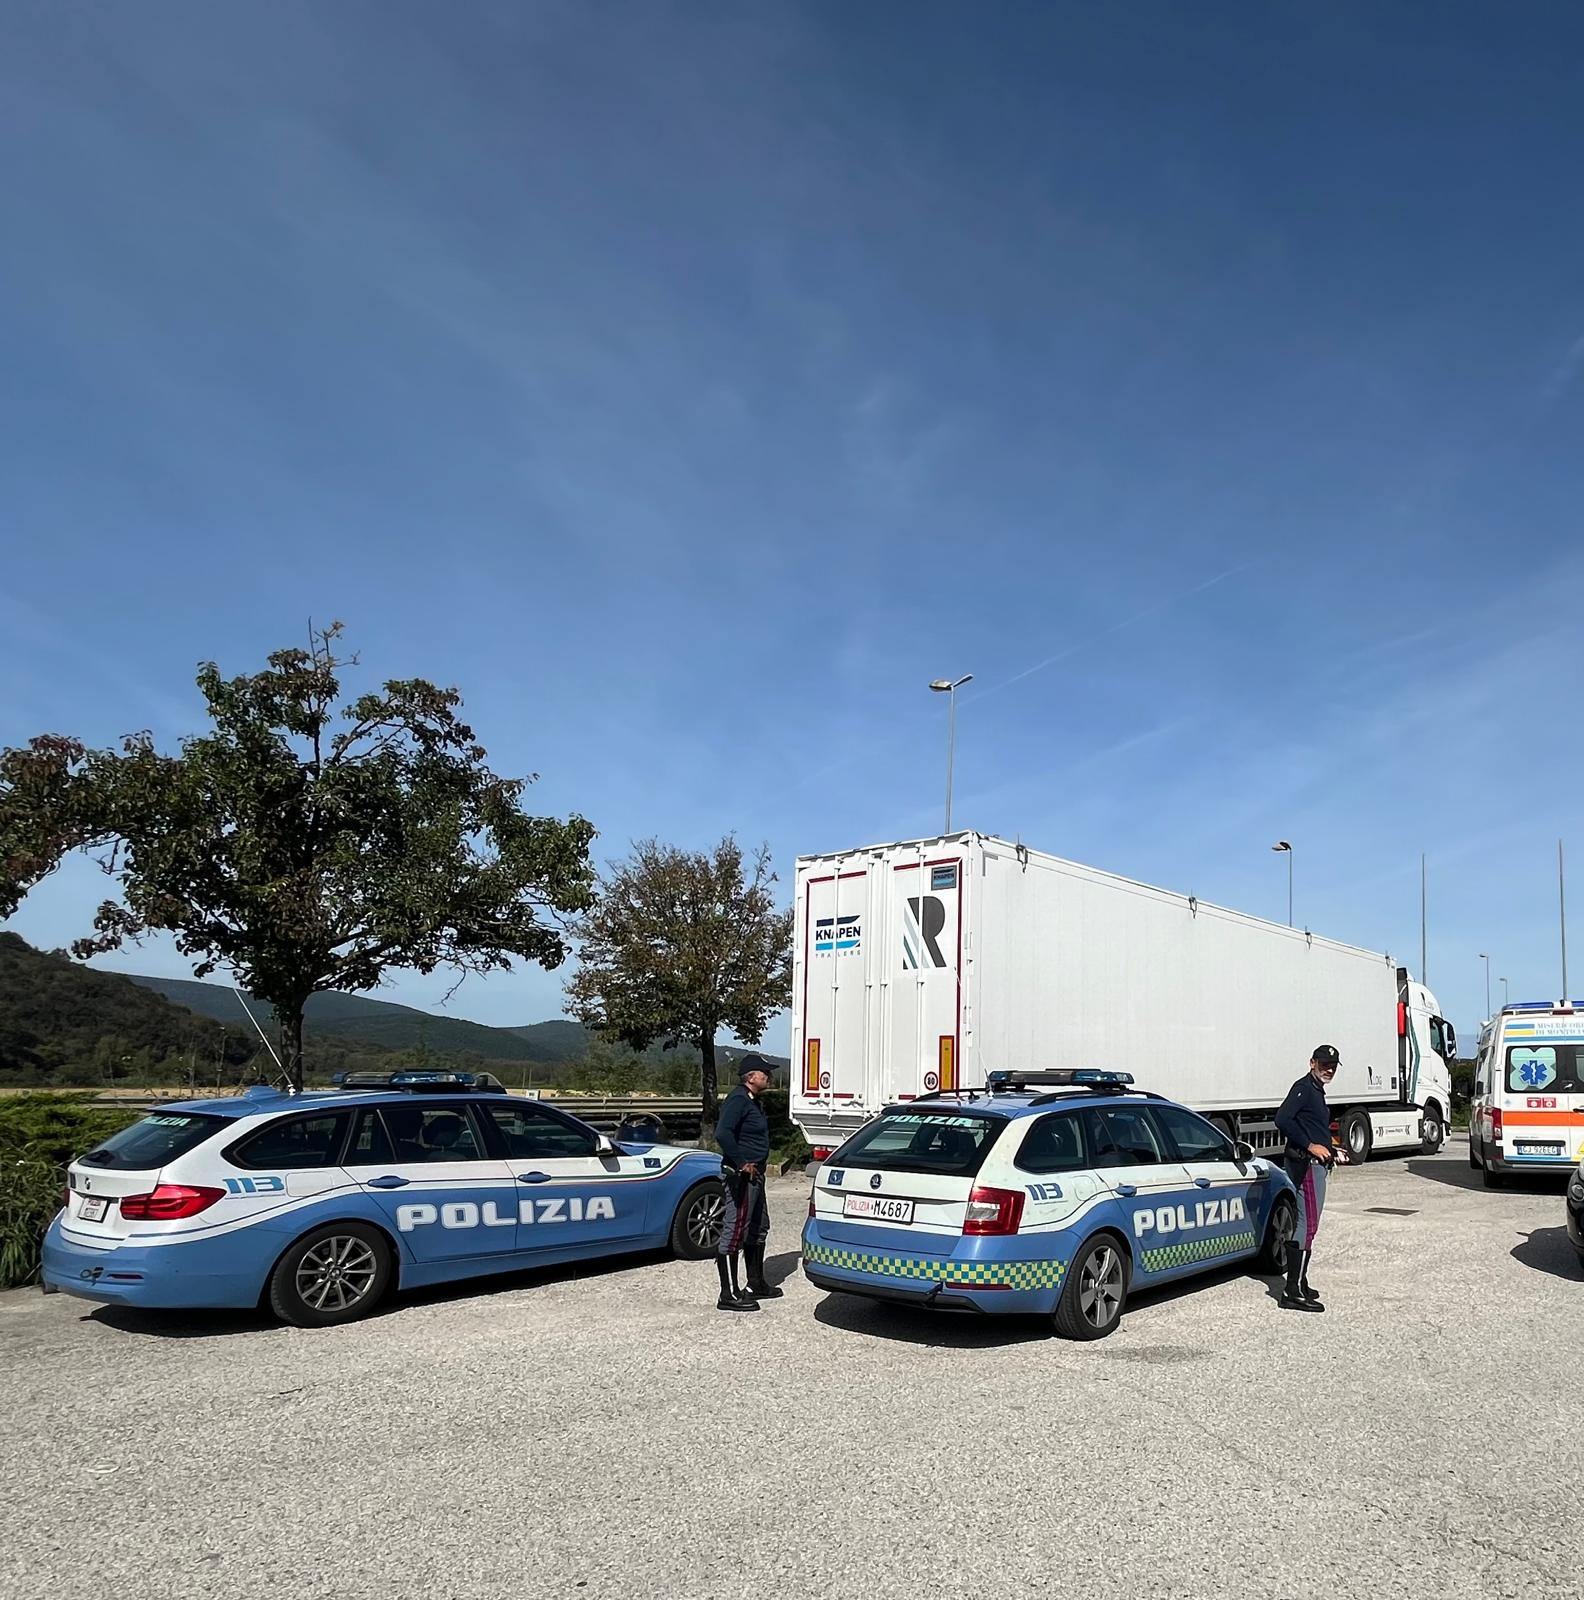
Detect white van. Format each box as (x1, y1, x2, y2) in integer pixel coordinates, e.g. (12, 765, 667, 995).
(1469, 1002, 1584, 1186)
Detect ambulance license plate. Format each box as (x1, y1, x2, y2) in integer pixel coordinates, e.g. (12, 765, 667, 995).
(78, 1196, 108, 1223)
(843, 1195, 915, 1224)
(1516, 1141, 1563, 1157)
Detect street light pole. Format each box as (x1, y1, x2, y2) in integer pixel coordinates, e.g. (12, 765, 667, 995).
(929, 675, 973, 835)
(1479, 952, 1491, 1019)
(1271, 840, 1292, 927)
(1500, 976, 1509, 1008)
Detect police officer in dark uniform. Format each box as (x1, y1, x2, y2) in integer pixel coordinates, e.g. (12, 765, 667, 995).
(1274, 1044, 1349, 1312)
(714, 1054, 780, 1312)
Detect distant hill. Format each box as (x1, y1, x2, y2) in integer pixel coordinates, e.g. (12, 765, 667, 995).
(0, 934, 254, 1085)
(127, 975, 545, 1063)
(125, 973, 789, 1072)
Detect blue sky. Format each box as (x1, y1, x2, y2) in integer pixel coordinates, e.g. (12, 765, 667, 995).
(3, 2, 1582, 1052)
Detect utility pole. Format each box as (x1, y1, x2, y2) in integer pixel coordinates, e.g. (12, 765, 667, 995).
(1479, 952, 1491, 1020)
(1561, 839, 1570, 1001)
(1427, 851, 1440, 985)
(1271, 841, 1293, 927)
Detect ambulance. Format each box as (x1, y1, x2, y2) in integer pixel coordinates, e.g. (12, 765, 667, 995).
(1469, 1001, 1584, 1185)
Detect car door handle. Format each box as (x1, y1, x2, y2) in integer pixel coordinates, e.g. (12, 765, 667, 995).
(1116, 1183, 1137, 1197)
(1193, 1177, 1213, 1188)
(367, 1175, 410, 1189)
(517, 1172, 552, 1184)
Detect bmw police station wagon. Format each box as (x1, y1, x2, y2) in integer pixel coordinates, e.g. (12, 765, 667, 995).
(802, 1070, 1297, 1339)
(41, 1073, 727, 1326)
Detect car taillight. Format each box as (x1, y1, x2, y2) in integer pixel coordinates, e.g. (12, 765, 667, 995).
(811, 1147, 834, 1162)
(1491, 1107, 1503, 1143)
(119, 1184, 226, 1221)
(963, 1185, 1025, 1236)
(1397, 1002, 1407, 1037)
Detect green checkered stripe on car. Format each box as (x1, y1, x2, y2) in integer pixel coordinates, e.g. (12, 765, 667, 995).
(1140, 1231, 1257, 1273)
(803, 1240, 1066, 1292)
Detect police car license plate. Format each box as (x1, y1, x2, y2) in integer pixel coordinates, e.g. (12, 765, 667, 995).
(78, 1196, 108, 1223)
(842, 1195, 914, 1224)
(1517, 1141, 1564, 1157)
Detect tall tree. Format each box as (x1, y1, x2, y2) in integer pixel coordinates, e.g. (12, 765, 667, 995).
(565, 836, 792, 1135)
(0, 625, 596, 1090)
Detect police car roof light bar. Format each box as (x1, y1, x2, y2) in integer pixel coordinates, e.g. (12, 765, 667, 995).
(330, 1071, 508, 1094)
(986, 1069, 1136, 1091)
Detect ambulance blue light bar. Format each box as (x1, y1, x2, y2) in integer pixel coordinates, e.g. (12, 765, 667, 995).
(1499, 1002, 1581, 1014)
(986, 1069, 1136, 1092)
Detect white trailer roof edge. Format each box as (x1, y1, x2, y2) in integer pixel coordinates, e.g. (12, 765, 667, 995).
(795, 830, 1409, 976)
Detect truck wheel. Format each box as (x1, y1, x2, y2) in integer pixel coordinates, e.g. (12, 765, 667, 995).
(1339, 1110, 1373, 1164)
(1420, 1107, 1445, 1155)
(669, 1181, 725, 1259)
(1052, 1234, 1128, 1340)
(268, 1222, 391, 1328)
(1255, 1195, 1296, 1276)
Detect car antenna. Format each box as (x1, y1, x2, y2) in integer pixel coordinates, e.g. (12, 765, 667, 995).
(232, 988, 291, 1093)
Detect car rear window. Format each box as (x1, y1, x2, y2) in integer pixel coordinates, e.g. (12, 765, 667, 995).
(831, 1112, 1002, 1178)
(78, 1112, 229, 1170)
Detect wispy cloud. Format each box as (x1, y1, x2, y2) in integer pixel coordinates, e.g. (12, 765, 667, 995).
(1542, 334, 1584, 405)
(972, 560, 1260, 702)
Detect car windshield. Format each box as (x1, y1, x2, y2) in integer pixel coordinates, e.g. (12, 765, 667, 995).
(78, 1112, 229, 1169)
(1506, 1045, 1584, 1096)
(831, 1112, 1001, 1178)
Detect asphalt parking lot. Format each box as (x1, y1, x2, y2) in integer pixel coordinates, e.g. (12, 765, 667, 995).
(2, 1139, 1580, 1600)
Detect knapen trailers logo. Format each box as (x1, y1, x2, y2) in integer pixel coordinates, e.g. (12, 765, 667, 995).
(814, 914, 862, 956)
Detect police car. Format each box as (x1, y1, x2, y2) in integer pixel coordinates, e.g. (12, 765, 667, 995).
(802, 1069, 1297, 1339)
(41, 1073, 727, 1327)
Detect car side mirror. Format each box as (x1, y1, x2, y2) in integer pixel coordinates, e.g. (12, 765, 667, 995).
(1233, 1140, 1255, 1162)
(595, 1133, 619, 1157)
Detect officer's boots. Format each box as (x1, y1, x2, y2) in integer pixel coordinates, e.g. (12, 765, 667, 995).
(1280, 1248, 1324, 1312)
(744, 1241, 783, 1300)
(716, 1253, 759, 1312)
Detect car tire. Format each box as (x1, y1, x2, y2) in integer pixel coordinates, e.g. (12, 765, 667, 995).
(1052, 1233, 1129, 1341)
(1255, 1195, 1296, 1276)
(1481, 1162, 1509, 1190)
(267, 1222, 392, 1328)
(1468, 1137, 1480, 1170)
(1339, 1110, 1373, 1164)
(1420, 1108, 1445, 1155)
(669, 1181, 725, 1259)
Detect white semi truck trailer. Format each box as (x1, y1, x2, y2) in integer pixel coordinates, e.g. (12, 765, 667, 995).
(790, 832, 1455, 1164)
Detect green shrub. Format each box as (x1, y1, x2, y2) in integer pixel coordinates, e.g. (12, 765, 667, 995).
(0, 1094, 141, 1288)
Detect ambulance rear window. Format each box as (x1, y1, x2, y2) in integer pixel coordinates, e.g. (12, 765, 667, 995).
(1506, 1046, 1584, 1095)
(78, 1112, 228, 1169)
(832, 1113, 1000, 1178)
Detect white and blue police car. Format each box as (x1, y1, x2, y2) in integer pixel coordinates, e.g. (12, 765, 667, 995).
(802, 1069, 1297, 1339)
(42, 1072, 727, 1326)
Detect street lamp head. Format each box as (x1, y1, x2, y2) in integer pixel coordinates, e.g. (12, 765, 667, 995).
(1272, 840, 1292, 853)
(930, 674, 973, 692)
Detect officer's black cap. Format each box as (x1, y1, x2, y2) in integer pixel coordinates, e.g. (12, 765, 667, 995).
(736, 1053, 775, 1080)
(1312, 1044, 1340, 1067)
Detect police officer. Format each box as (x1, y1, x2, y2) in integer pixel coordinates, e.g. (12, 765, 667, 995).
(1274, 1044, 1348, 1312)
(714, 1054, 780, 1312)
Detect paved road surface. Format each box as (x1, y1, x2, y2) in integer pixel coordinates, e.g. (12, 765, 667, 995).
(2, 1141, 1579, 1599)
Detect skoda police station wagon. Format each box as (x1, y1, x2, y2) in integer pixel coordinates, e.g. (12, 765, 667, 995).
(42, 1073, 727, 1326)
(802, 1070, 1296, 1339)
